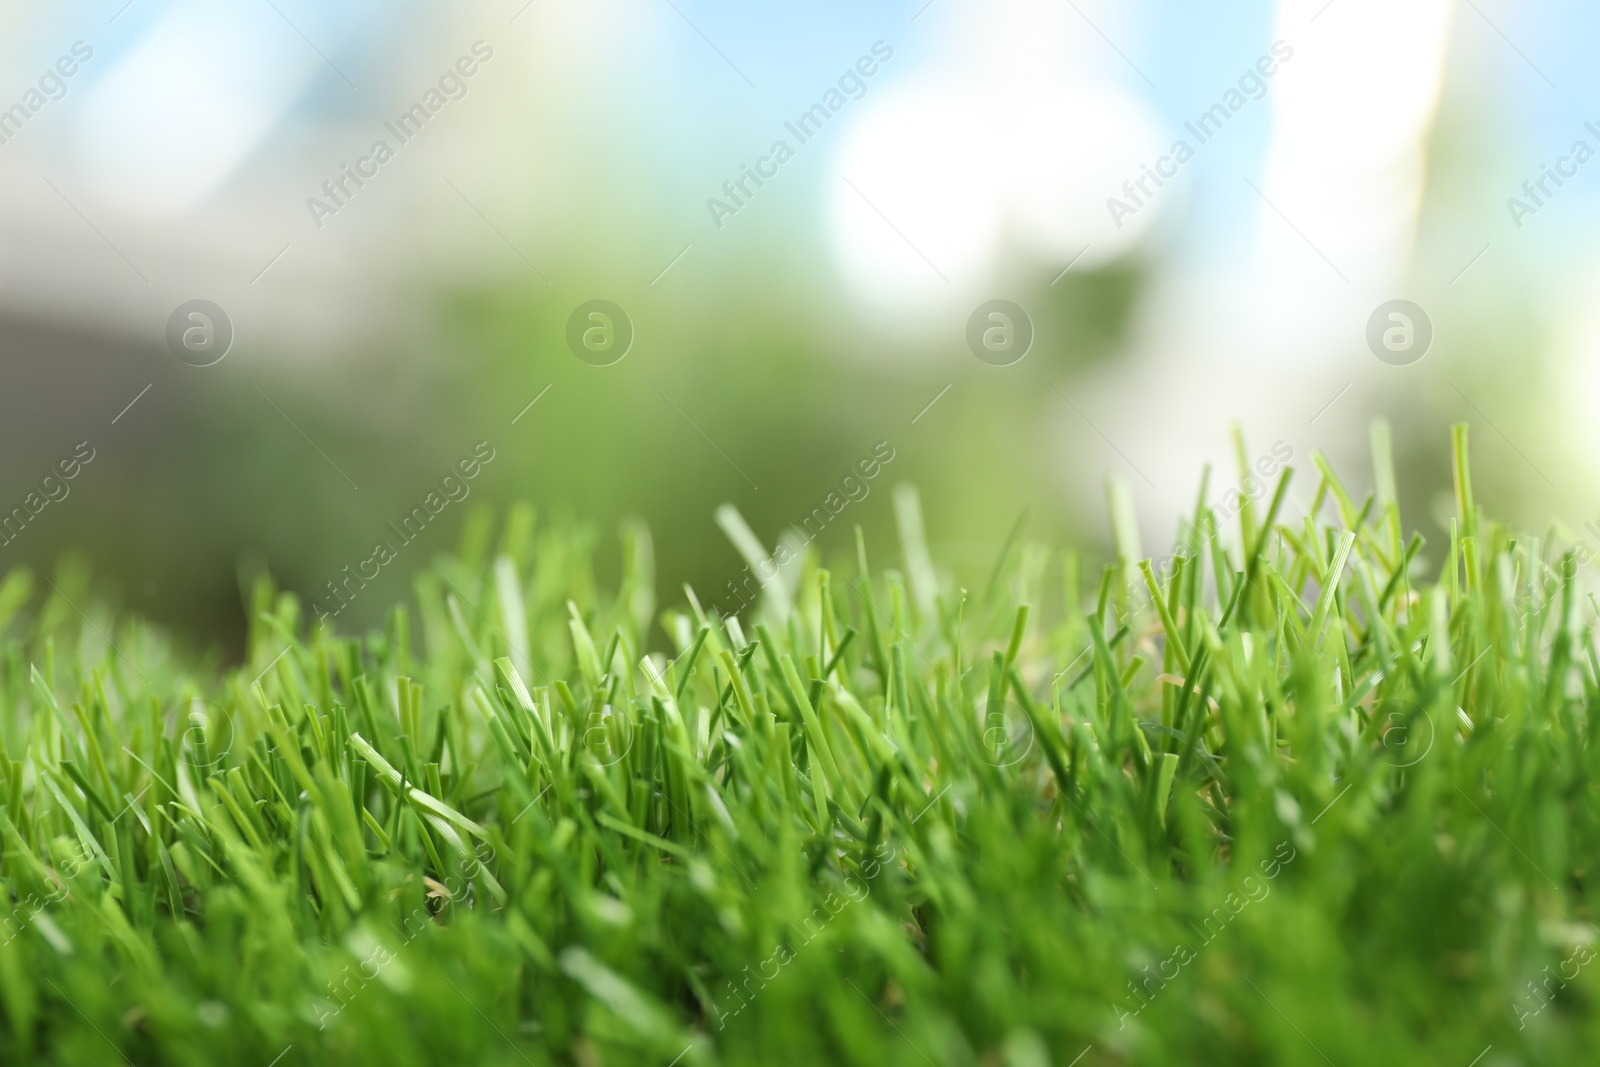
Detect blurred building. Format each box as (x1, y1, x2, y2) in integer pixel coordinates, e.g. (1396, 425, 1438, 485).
(0, 0, 1592, 650)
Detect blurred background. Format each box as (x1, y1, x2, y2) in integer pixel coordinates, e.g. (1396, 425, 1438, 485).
(0, 0, 1593, 653)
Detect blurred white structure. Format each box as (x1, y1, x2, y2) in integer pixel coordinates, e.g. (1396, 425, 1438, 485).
(827, 0, 1166, 329)
(1054, 0, 1458, 530)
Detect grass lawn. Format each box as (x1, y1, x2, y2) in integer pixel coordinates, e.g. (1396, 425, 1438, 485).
(0, 423, 1592, 1066)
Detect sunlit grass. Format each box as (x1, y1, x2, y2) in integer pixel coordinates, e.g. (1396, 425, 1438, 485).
(0, 423, 1592, 1065)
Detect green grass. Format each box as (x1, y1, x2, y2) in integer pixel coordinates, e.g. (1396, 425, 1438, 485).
(0, 422, 1594, 1065)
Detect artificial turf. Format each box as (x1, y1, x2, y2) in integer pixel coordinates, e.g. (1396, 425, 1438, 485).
(0, 423, 1593, 1066)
